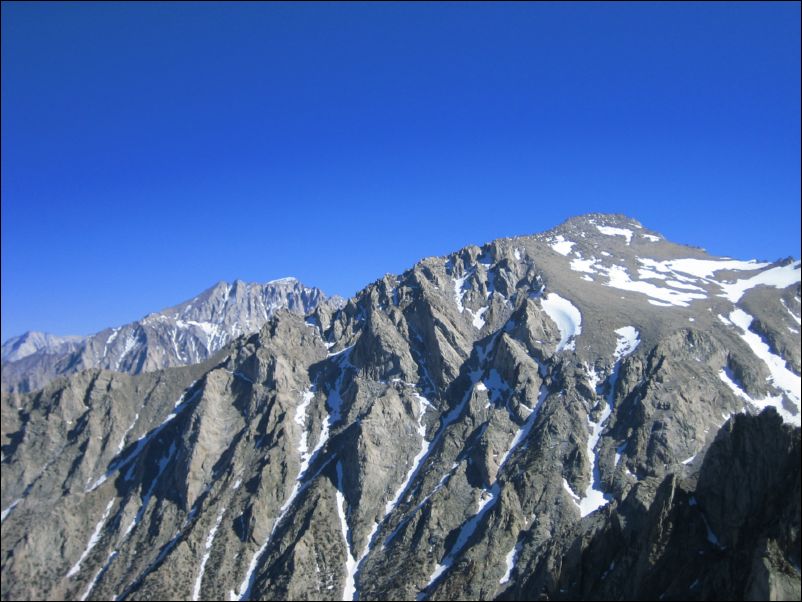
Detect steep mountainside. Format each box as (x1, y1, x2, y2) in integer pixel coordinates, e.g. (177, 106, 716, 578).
(1, 214, 799, 601)
(1, 278, 343, 394)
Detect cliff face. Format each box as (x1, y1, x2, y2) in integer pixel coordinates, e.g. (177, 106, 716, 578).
(2, 214, 799, 601)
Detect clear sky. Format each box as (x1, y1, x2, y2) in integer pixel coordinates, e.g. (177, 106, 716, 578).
(2, 2, 800, 339)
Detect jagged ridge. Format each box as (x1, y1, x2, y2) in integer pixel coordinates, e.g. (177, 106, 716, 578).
(1, 278, 344, 395)
(1, 214, 799, 601)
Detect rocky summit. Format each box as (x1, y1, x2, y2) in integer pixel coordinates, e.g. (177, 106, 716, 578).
(0, 278, 343, 395)
(1, 213, 800, 601)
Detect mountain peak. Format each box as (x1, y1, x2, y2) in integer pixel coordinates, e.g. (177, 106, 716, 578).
(545, 213, 649, 240)
(1, 277, 340, 393)
(0, 330, 85, 363)
(2, 215, 800, 602)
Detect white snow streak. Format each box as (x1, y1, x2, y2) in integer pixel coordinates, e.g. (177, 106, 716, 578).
(384, 394, 432, 516)
(231, 383, 333, 601)
(381, 374, 483, 552)
(580, 398, 611, 517)
(116, 414, 139, 453)
(422, 377, 549, 597)
(89, 383, 200, 491)
(192, 508, 225, 601)
(122, 442, 176, 538)
(727, 309, 800, 425)
(67, 499, 115, 578)
(575, 337, 636, 518)
(781, 299, 801, 326)
(718, 368, 753, 403)
(497, 380, 548, 469)
(80, 551, 117, 601)
(115, 332, 138, 370)
(1, 498, 21, 523)
(562, 478, 582, 510)
(718, 367, 798, 426)
(423, 484, 500, 596)
(102, 328, 120, 358)
(295, 386, 316, 466)
(452, 271, 472, 313)
(336, 461, 357, 602)
(605, 265, 706, 307)
(658, 258, 769, 279)
(499, 539, 523, 584)
(81, 441, 178, 600)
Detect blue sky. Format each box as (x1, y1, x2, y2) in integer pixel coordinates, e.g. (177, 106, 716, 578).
(2, 2, 800, 339)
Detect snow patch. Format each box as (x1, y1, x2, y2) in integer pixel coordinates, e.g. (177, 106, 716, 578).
(467, 306, 489, 330)
(614, 442, 627, 467)
(550, 235, 575, 256)
(661, 258, 770, 279)
(541, 293, 582, 352)
(606, 265, 706, 307)
(596, 225, 633, 244)
(613, 327, 640, 360)
(570, 257, 597, 273)
(452, 270, 473, 313)
(719, 262, 801, 302)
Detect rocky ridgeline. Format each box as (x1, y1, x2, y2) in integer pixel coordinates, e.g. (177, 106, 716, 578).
(1, 278, 344, 394)
(1, 214, 799, 601)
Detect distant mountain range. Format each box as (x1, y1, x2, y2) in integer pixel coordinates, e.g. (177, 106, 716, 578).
(1, 278, 344, 393)
(1, 214, 799, 601)
(1, 331, 85, 363)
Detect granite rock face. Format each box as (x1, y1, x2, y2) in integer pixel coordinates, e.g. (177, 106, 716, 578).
(1, 214, 799, 601)
(1, 278, 344, 395)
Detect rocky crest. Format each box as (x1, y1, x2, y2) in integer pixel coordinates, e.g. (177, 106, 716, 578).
(1, 278, 344, 395)
(1, 214, 799, 601)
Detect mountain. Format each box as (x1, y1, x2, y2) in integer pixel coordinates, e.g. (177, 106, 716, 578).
(1, 331, 86, 363)
(0, 278, 344, 394)
(1, 214, 799, 601)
